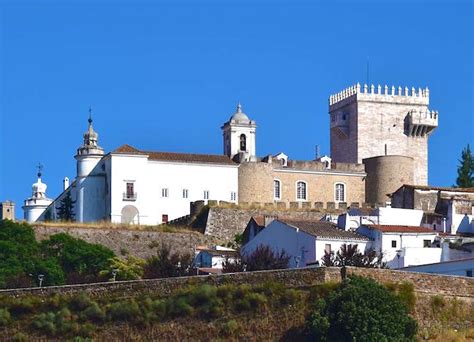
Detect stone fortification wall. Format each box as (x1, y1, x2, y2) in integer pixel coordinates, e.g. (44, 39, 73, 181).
(238, 162, 274, 203)
(203, 206, 333, 242)
(1, 267, 472, 300)
(363, 155, 414, 204)
(33, 225, 216, 259)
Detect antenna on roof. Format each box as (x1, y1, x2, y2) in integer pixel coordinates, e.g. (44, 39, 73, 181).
(366, 56, 370, 86)
(315, 145, 320, 160)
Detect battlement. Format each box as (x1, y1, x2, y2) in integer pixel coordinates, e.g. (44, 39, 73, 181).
(329, 83, 430, 106)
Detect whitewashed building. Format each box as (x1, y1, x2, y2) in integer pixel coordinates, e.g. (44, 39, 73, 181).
(27, 108, 244, 224)
(356, 224, 440, 268)
(402, 257, 474, 277)
(241, 219, 369, 268)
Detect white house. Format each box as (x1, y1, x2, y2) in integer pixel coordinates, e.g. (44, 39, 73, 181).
(356, 224, 440, 269)
(337, 207, 425, 231)
(402, 257, 474, 277)
(26, 106, 247, 224)
(241, 219, 369, 268)
(193, 246, 238, 273)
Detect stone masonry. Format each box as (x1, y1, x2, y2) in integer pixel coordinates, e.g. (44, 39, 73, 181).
(329, 84, 438, 185)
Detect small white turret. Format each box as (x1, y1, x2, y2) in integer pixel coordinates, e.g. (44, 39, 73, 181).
(75, 108, 104, 178)
(22, 165, 53, 222)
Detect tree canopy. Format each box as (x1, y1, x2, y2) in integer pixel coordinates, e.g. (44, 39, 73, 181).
(321, 244, 386, 268)
(456, 144, 474, 188)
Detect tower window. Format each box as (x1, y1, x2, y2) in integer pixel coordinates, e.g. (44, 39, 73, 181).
(162, 188, 169, 198)
(203, 190, 210, 200)
(274, 180, 281, 200)
(335, 183, 345, 202)
(230, 192, 237, 201)
(182, 189, 189, 199)
(296, 181, 307, 201)
(240, 134, 247, 151)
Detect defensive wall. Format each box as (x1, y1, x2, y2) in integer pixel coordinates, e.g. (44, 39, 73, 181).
(33, 224, 217, 259)
(1, 267, 472, 300)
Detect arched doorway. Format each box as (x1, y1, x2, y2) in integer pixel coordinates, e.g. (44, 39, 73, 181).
(121, 205, 139, 224)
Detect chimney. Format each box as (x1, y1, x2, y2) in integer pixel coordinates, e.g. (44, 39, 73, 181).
(63, 177, 70, 190)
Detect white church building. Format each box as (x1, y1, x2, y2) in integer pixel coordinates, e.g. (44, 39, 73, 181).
(24, 105, 254, 224)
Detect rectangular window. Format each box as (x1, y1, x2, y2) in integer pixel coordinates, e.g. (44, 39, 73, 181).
(124, 182, 136, 200)
(230, 192, 237, 201)
(162, 188, 169, 198)
(335, 183, 345, 202)
(162, 214, 168, 224)
(391, 240, 397, 248)
(325, 244, 331, 254)
(274, 180, 281, 199)
(203, 190, 210, 200)
(182, 189, 189, 199)
(296, 181, 307, 200)
(467, 270, 473, 277)
(423, 240, 432, 248)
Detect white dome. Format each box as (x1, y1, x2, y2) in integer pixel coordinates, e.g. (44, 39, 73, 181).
(32, 175, 47, 197)
(230, 103, 250, 122)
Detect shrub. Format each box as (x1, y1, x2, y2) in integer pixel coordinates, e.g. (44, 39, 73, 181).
(32, 308, 80, 337)
(166, 297, 193, 317)
(385, 282, 416, 312)
(69, 293, 94, 312)
(430, 295, 445, 312)
(81, 302, 105, 322)
(306, 276, 417, 341)
(107, 299, 141, 322)
(220, 319, 240, 336)
(0, 308, 10, 326)
(11, 332, 28, 342)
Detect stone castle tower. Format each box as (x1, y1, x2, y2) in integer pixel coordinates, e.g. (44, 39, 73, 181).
(329, 83, 438, 185)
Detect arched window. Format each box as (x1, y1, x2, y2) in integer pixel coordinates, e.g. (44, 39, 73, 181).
(274, 180, 281, 200)
(335, 183, 345, 202)
(240, 134, 246, 151)
(296, 181, 307, 200)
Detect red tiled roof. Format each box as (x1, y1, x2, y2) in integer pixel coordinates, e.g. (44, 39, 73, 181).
(252, 216, 265, 227)
(402, 184, 474, 193)
(112, 144, 236, 165)
(368, 225, 436, 234)
(280, 219, 369, 241)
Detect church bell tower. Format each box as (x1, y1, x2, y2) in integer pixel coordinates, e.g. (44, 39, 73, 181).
(221, 103, 257, 162)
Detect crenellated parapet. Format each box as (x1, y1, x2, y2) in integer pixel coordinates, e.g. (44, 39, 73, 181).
(329, 83, 430, 107)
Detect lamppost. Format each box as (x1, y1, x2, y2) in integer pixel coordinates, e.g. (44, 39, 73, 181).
(111, 269, 118, 282)
(38, 274, 44, 288)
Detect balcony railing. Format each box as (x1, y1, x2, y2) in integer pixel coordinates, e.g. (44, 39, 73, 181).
(123, 192, 137, 201)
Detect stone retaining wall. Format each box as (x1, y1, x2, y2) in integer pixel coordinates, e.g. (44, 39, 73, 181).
(2, 267, 473, 300)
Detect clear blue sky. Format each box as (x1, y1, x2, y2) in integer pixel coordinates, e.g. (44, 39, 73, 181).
(0, 1, 472, 218)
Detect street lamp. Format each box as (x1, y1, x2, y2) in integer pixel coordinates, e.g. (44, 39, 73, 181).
(294, 256, 301, 268)
(111, 269, 118, 282)
(38, 274, 44, 288)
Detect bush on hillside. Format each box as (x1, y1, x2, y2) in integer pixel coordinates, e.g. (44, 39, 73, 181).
(222, 244, 290, 273)
(306, 275, 417, 341)
(143, 244, 193, 279)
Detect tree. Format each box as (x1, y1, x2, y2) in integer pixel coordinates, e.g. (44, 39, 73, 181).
(306, 276, 417, 341)
(321, 244, 386, 268)
(100, 255, 145, 281)
(143, 244, 193, 279)
(56, 192, 75, 221)
(41, 233, 114, 284)
(456, 144, 474, 188)
(222, 245, 290, 273)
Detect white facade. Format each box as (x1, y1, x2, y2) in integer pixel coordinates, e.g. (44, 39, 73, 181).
(403, 257, 474, 277)
(29, 112, 240, 225)
(242, 220, 369, 268)
(356, 225, 439, 268)
(338, 207, 425, 231)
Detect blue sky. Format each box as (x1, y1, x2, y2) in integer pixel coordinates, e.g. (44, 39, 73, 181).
(0, 0, 472, 218)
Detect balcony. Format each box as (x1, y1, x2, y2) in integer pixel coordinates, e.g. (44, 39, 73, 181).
(123, 192, 137, 201)
(405, 110, 438, 137)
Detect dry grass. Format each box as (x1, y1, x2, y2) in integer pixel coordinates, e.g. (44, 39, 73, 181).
(32, 221, 197, 234)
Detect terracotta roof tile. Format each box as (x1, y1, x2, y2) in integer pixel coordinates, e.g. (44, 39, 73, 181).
(367, 224, 437, 234)
(112, 144, 236, 165)
(279, 219, 369, 241)
(402, 184, 474, 193)
(252, 216, 265, 227)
